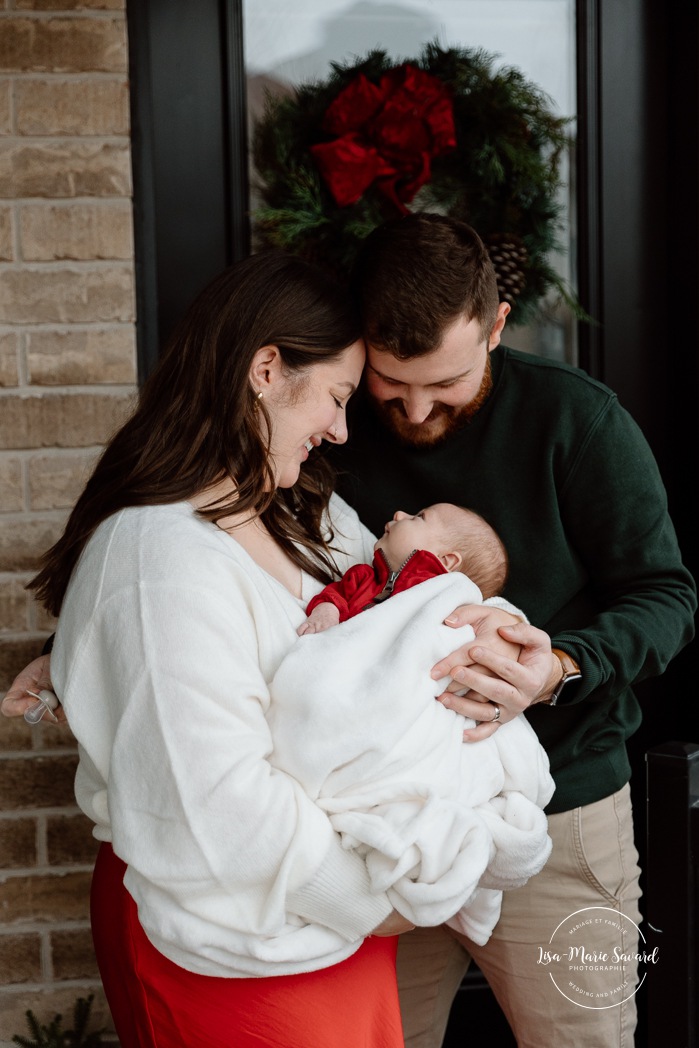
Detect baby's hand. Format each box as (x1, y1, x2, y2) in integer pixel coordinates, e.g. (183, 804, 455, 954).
(297, 603, 340, 635)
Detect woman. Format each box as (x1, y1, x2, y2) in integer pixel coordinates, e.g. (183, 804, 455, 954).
(25, 253, 410, 1048)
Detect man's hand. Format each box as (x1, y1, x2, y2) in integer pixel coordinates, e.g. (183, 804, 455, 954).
(297, 603, 341, 636)
(1, 654, 65, 723)
(431, 607, 560, 741)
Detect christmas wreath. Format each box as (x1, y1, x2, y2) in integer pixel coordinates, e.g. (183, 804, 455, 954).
(252, 43, 580, 325)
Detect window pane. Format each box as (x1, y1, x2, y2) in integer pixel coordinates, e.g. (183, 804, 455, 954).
(244, 0, 577, 362)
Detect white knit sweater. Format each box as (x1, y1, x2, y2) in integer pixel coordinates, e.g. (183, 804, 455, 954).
(53, 495, 394, 977)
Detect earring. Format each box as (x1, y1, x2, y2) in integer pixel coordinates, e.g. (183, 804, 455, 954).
(253, 390, 263, 407)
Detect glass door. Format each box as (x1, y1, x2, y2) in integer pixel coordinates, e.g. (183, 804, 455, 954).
(243, 0, 578, 362)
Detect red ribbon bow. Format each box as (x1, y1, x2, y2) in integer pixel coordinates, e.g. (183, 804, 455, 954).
(310, 64, 457, 210)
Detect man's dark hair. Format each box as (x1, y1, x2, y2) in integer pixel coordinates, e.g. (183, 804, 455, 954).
(351, 213, 500, 358)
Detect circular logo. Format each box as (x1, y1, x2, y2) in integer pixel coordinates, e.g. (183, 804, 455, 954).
(536, 906, 658, 1009)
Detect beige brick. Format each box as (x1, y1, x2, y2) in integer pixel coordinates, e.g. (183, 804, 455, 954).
(0, 818, 37, 867)
(46, 812, 98, 866)
(34, 717, 76, 750)
(27, 327, 136, 384)
(0, 713, 34, 753)
(16, 77, 129, 135)
(51, 927, 99, 980)
(33, 597, 57, 633)
(0, 458, 23, 511)
(0, 79, 10, 135)
(0, 141, 131, 198)
(29, 447, 88, 510)
(17, 0, 124, 10)
(0, 870, 91, 925)
(0, 267, 134, 324)
(0, 754, 78, 812)
(0, 515, 65, 570)
(0, 331, 20, 387)
(0, 633, 47, 694)
(0, 17, 127, 75)
(20, 202, 133, 261)
(0, 573, 30, 630)
(0, 206, 12, 260)
(0, 389, 135, 449)
(27, 450, 97, 510)
(0, 985, 113, 1045)
(0, 931, 41, 984)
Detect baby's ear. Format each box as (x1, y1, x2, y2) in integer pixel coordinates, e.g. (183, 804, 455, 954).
(440, 551, 463, 572)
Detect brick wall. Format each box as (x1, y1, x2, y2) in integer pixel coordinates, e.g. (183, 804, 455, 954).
(0, 1, 136, 1042)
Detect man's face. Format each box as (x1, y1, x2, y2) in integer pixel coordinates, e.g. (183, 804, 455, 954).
(364, 312, 500, 448)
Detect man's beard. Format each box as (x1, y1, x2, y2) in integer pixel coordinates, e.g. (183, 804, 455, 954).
(371, 354, 493, 448)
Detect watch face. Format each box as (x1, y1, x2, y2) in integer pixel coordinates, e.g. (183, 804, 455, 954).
(550, 669, 582, 705)
(549, 649, 581, 704)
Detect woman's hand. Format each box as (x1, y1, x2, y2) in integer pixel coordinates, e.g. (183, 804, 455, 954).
(431, 608, 559, 742)
(1, 654, 65, 723)
(371, 911, 416, 936)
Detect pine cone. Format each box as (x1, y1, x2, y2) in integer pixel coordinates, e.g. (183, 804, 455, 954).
(484, 233, 528, 306)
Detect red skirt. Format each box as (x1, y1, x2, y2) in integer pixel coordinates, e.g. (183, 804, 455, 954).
(91, 842, 403, 1048)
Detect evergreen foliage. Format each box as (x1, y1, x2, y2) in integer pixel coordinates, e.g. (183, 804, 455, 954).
(253, 43, 580, 325)
(12, 995, 103, 1048)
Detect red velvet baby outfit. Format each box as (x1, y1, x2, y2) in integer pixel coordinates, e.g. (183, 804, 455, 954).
(306, 548, 447, 621)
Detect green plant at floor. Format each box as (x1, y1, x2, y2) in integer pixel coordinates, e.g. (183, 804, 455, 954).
(12, 994, 104, 1048)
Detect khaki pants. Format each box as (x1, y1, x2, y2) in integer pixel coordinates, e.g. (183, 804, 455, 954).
(397, 784, 642, 1048)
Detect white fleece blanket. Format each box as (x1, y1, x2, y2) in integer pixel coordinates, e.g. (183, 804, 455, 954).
(268, 572, 554, 945)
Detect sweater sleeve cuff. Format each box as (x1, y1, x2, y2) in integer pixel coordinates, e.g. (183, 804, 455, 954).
(549, 635, 604, 704)
(287, 845, 392, 941)
(485, 596, 529, 624)
(306, 591, 349, 620)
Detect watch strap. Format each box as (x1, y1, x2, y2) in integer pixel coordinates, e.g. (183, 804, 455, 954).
(548, 648, 582, 706)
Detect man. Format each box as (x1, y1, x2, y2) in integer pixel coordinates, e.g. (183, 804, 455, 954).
(329, 213, 696, 1047)
(3, 214, 696, 1045)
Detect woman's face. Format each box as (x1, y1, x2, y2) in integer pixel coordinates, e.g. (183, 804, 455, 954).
(267, 339, 365, 488)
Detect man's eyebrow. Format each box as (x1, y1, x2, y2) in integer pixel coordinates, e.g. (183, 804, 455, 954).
(366, 363, 397, 381)
(367, 363, 474, 387)
(424, 370, 473, 387)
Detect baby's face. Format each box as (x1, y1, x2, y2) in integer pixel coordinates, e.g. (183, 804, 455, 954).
(374, 505, 452, 568)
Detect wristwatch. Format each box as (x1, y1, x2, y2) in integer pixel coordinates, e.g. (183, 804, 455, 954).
(548, 648, 582, 705)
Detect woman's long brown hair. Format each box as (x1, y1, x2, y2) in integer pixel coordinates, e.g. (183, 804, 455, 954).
(29, 252, 362, 617)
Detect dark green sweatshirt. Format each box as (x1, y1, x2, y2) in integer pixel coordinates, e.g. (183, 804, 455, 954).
(331, 346, 697, 813)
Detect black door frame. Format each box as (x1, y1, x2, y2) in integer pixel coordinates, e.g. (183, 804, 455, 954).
(125, 0, 249, 379)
